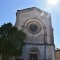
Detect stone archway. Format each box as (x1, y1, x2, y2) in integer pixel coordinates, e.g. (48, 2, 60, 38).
(29, 47, 39, 60)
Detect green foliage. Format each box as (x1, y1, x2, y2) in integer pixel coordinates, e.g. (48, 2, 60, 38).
(0, 23, 26, 56)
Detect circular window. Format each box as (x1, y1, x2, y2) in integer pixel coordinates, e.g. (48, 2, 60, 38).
(26, 19, 42, 34)
(29, 24, 38, 32)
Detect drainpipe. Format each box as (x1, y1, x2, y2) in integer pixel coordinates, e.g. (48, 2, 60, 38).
(44, 27, 46, 60)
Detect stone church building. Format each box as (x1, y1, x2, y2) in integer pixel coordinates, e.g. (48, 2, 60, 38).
(0, 7, 55, 60)
(15, 7, 55, 60)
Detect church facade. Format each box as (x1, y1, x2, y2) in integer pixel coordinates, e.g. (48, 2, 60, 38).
(15, 7, 55, 60)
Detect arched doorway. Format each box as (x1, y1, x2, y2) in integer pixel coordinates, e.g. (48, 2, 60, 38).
(29, 47, 39, 60)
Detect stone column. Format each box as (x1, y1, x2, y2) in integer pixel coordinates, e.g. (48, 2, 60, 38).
(0, 54, 2, 60)
(12, 56, 15, 60)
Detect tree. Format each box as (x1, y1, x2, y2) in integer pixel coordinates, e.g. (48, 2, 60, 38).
(0, 23, 26, 59)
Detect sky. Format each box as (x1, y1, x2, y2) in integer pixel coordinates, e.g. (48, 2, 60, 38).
(0, 0, 60, 48)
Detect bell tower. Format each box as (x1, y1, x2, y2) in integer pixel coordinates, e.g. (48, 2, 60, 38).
(15, 7, 55, 60)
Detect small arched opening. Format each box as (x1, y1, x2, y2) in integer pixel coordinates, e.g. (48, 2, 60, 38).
(29, 47, 39, 60)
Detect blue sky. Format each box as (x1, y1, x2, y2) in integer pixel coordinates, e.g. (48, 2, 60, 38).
(0, 0, 60, 48)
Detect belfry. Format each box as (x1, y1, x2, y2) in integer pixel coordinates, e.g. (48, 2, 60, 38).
(15, 7, 55, 60)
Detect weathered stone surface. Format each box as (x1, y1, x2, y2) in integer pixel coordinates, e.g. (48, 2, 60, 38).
(15, 7, 55, 60)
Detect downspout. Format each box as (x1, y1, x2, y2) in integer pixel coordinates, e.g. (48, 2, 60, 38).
(44, 27, 46, 60)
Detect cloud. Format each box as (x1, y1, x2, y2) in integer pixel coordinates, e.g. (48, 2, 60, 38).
(47, 0, 59, 6)
(44, 0, 60, 11)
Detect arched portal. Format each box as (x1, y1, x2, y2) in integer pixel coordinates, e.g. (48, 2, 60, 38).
(29, 47, 39, 60)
